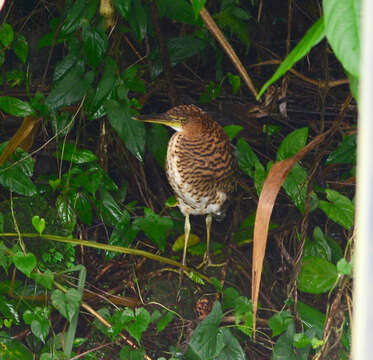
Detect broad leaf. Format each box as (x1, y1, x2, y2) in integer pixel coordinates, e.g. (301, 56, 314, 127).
(0, 96, 35, 117)
(258, 17, 325, 98)
(13, 252, 37, 277)
(318, 189, 354, 230)
(51, 289, 82, 322)
(298, 256, 338, 294)
(0, 23, 14, 47)
(133, 208, 173, 251)
(104, 99, 145, 161)
(323, 0, 360, 77)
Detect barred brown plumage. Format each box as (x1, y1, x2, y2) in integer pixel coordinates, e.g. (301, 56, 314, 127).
(134, 104, 237, 267)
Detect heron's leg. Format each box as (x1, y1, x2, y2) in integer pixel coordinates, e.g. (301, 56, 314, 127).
(197, 214, 225, 268)
(205, 213, 212, 265)
(182, 214, 190, 266)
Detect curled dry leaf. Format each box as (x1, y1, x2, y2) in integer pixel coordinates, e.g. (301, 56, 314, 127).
(251, 130, 330, 338)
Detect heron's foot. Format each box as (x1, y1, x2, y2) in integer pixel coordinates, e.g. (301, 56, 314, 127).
(197, 253, 225, 269)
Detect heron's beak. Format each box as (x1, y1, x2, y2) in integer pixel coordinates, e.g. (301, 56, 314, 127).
(132, 113, 182, 131)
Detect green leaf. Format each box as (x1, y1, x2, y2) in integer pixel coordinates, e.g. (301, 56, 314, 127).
(23, 307, 50, 343)
(13, 252, 37, 277)
(297, 301, 325, 338)
(323, 0, 360, 77)
(12, 35, 28, 64)
(0, 331, 33, 360)
(104, 99, 145, 161)
(46, 62, 92, 110)
(155, 0, 197, 25)
(133, 208, 173, 251)
(51, 289, 82, 322)
(151, 36, 207, 78)
(57, 142, 97, 164)
(0, 142, 37, 196)
(0, 295, 19, 323)
(186, 301, 222, 359)
(223, 287, 240, 310)
(191, 0, 206, 19)
(56, 195, 77, 233)
(224, 125, 243, 140)
(97, 189, 123, 227)
(318, 189, 354, 230)
(348, 72, 359, 101)
(82, 23, 108, 68)
(60, 0, 99, 36)
(227, 73, 241, 95)
(32, 216, 46, 235)
(272, 322, 298, 360)
(108, 210, 133, 252)
(128, 0, 148, 41)
(113, 0, 131, 18)
(75, 165, 103, 195)
(258, 17, 325, 98)
(89, 56, 117, 119)
(293, 332, 311, 349)
(0, 96, 35, 117)
(215, 328, 246, 360)
(74, 193, 93, 225)
(282, 162, 308, 212)
(337, 257, 353, 276)
(326, 134, 356, 164)
(277, 128, 308, 160)
(304, 226, 332, 262)
(125, 307, 151, 345)
(236, 138, 263, 178)
(298, 256, 338, 294)
(147, 124, 169, 167)
(0, 23, 14, 47)
(119, 346, 145, 360)
(156, 311, 174, 333)
(268, 311, 293, 337)
(31, 269, 54, 290)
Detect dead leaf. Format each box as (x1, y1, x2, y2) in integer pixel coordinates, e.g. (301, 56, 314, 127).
(0, 116, 40, 166)
(251, 130, 330, 338)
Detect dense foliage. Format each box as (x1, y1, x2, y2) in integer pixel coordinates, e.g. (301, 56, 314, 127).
(0, 0, 357, 359)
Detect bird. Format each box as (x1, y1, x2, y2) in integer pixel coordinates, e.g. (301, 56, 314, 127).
(134, 104, 237, 267)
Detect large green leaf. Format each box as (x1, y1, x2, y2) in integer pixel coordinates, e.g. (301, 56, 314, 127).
(323, 0, 360, 77)
(258, 17, 325, 98)
(318, 189, 354, 230)
(0, 331, 33, 360)
(56, 142, 97, 164)
(277, 128, 309, 161)
(298, 256, 338, 294)
(185, 301, 223, 359)
(46, 62, 93, 110)
(89, 56, 117, 119)
(0, 23, 14, 47)
(326, 134, 356, 164)
(133, 208, 173, 251)
(0, 96, 35, 117)
(156, 0, 197, 25)
(151, 36, 207, 78)
(51, 289, 82, 322)
(0, 143, 36, 196)
(124, 307, 151, 345)
(128, 0, 148, 41)
(82, 22, 108, 68)
(104, 99, 145, 161)
(13, 252, 37, 277)
(56, 195, 77, 233)
(215, 328, 246, 360)
(12, 35, 28, 64)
